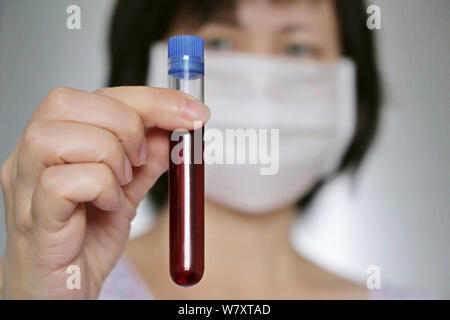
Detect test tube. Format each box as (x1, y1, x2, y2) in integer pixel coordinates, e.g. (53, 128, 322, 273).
(168, 35, 205, 286)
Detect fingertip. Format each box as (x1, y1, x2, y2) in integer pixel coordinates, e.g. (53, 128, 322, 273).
(180, 99, 210, 123)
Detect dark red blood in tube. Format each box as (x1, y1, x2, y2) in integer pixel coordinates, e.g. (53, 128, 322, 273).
(169, 128, 204, 286)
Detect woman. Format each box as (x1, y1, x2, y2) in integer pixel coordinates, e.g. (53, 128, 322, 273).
(0, 0, 381, 299)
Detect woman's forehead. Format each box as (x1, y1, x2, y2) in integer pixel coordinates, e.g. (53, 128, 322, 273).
(208, 0, 335, 32)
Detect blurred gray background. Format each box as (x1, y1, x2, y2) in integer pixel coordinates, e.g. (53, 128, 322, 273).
(0, 0, 449, 298)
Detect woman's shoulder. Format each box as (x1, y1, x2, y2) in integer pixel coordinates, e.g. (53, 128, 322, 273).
(99, 231, 164, 300)
(287, 255, 368, 299)
(99, 255, 153, 300)
(290, 255, 433, 300)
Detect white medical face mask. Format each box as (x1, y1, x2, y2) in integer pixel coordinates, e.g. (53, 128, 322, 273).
(148, 43, 356, 214)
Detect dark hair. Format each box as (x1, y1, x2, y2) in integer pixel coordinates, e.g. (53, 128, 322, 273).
(108, 0, 382, 210)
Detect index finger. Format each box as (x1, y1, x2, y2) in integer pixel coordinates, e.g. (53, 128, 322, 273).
(96, 86, 210, 130)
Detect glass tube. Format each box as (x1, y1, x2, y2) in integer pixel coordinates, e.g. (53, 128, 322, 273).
(168, 55, 204, 287)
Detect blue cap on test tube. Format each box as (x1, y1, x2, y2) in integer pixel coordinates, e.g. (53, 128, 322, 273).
(168, 35, 204, 59)
(168, 35, 204, 78)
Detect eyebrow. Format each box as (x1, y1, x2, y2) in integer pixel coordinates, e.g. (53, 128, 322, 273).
(208, 13, 238, 27)
(278, 22, 313, 33)
(206, 18, 315, 34)
(205, 2, 316, 33)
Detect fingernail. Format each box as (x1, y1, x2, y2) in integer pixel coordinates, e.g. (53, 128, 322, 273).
(110, 187, 126, 211)
(124, 156, 133, 183)
(181, 99, 210, 122)
(118, 187, 126, 207)
(139, 140, 148, 165)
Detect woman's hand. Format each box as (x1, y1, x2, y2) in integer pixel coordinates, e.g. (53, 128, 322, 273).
(0, 86, 209, 299)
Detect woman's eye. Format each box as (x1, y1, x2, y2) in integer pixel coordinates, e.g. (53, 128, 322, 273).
(205, 38, 232, 51)
(285, 44, 315, 57)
